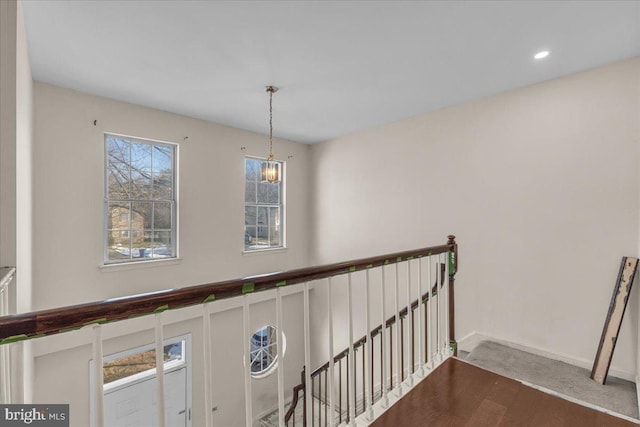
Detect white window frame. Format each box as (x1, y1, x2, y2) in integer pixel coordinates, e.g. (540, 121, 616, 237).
(243, 156, 285, 252)
(249, 325, 287, 379)
(103, 133, 178, 265)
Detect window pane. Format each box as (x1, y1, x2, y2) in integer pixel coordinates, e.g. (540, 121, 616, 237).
(245, 206, 257, 227)
(269, 227, 280, 246)
(152, 145, 173, 200)
(103, 341, 184, 385)
(108, 202, 131, 230)
(266, 183, 279, 204)
(245, 226, 256, 248)
(257, 183, 269, 203)
(131, 170, 152, 200)
(245, 158, 259, 182)
(153, 145, 173, 174)
(107, 161, 131, 199)
(269, 207, 281, 246)
(153, 202, 172, 230)
(269, 207, 280, 229)
(152, 231, 172, 258)
(152, 169, 173, 200)
(245, 182, 256, 204)
(130, 143, 152, 173)
(249, 326, 282, 377)
(131, 201, 152, 229)
(108, 231, 131, 262)
(106, 136, 130, 164)
(257, 206, 268, 227)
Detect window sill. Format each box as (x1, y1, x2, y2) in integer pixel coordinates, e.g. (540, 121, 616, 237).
(100, 257, 182, 273)
(242, 247, 288, 256)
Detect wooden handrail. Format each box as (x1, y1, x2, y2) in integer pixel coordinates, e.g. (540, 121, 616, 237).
(0, 238, 455, 344)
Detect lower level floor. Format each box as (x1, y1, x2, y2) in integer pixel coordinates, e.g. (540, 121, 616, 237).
(371, 358, 637, 427)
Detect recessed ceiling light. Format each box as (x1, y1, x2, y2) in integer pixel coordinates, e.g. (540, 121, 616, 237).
(534, 50, 550, 60)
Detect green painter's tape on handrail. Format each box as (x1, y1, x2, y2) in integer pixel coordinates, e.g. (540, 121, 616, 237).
(1, 334, 29, 345)
(276, 280, 287, 287)
(384, 259, 390, 265)
(154, 305, 169, 313)
(449, 342, 458, 353)
(406, 256, 414, 261)
(203, 294, 216, 303)
(58, 326, 82, 334)
(448, 251, 456, 274)
(84, 318, 108, 326)
(349, 266, 356, 272)
(127, 313, 148, 320)
(242, 283, 255, 294)
(397, 256, 402, 262)
(366, 264, 373, 269)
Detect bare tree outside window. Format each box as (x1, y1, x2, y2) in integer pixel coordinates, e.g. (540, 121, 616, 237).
(105, 134, 177, 264)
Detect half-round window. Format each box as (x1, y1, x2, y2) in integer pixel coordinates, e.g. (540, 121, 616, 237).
(250, 325, 285, 378)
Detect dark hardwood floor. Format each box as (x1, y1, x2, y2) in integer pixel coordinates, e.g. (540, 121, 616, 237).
(371, 358, 638, 427)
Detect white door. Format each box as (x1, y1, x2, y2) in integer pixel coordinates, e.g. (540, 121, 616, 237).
(104, 367, 187, 427)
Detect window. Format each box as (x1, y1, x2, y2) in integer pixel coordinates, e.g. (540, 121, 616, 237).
(103, 340, 185, 386)
(105, 134, 177, 264)
(244, 157, 284, 251)
(250, 325, 285, 378)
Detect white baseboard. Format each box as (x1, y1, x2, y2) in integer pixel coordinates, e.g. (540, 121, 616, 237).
(457, 331, 636, 382)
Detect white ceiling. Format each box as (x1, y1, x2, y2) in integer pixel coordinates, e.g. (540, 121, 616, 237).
(22, 1, 640, 144)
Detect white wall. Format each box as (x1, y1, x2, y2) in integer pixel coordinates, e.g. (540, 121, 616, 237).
(32, 82, 310, 309)
(29, 82, 312, 423)
(310, 58, 640, 377)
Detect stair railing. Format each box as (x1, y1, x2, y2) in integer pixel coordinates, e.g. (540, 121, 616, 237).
(284, 262, 450, 426)
(0, 236, 457, 427)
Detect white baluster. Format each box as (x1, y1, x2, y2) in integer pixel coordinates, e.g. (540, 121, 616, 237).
(242, 295, 253, 427)
(347, 273, 356, 425)
(394, 264, 402, 397)
(276, 287, 285, 427)
(436, 255, 442, 361)
(155, 313, 166, 427)
(417, 257, 424, 376)
(444, 252, 450, 356)
(365, 269, 374, 420)
(405, 261, 413, 386)
(427, 255, 433, 368)
(327, 277, 336, 427)
(92, 325, 104, 427)
(304, 283, 312, 426)
(380, 265, 388, 407)
(202, 303, 213, 427)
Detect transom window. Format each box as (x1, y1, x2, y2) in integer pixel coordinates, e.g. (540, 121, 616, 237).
(105, 134, 177, 264)
(244, 157, 284, 251)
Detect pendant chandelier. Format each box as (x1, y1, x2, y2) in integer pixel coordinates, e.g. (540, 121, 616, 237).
(261, 86, 281, 183)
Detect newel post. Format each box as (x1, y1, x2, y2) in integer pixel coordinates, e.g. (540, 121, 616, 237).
(447, 235, 458, 356)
